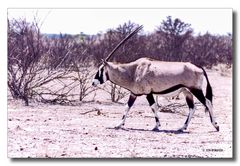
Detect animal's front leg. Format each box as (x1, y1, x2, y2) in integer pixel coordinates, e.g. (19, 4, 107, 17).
(146, 93, 161, 131)
(115, 94, 137, 129)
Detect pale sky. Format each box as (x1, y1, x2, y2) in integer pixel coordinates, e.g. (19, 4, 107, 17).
(7, 8, 232, 35)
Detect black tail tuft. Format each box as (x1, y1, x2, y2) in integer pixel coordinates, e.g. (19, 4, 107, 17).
(200, 67, 213, 103)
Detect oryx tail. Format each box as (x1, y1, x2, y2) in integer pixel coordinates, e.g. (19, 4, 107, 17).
(201, 67, 213, 103)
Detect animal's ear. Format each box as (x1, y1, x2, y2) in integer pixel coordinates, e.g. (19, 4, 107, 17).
(101, 59, 109, 66)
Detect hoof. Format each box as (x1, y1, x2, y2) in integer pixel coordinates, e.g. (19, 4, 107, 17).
(177, 127, 186, 132)
(177, 129, 184, 133)
(115, 125, 123, 130)
(115, 126, 121, 130)
(152, 127, 160, 132)
(213, 122, 219, 131)
(215, 125, 220, 132)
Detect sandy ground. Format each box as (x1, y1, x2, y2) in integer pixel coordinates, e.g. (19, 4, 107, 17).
(7, 69, 232, 158)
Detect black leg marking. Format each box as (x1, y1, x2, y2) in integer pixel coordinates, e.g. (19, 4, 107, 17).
(128, 94, 137, 107)
(146, 93, 160, 131)
(209, 112, 213, 123)
(191, 88, 219, 131)
(146, 93, 155, 106)
(115, 94, 137, 129)
(184, 116, 189, 125)
(121, 115, 126, 126)
(190, 89, 207, 107)
(186, 97, 194, 109)
(178, 90, 196, 132)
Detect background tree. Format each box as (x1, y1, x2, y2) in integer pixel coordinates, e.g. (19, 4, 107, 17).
(8, 18, 45, 105)
(8, 16, 232, 106)
(156, 16, 193, 61)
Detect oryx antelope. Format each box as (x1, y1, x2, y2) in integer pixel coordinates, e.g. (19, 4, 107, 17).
(92, 25, 219, 132)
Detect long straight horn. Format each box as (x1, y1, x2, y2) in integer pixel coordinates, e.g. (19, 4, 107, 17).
(105, 25, 143, 62)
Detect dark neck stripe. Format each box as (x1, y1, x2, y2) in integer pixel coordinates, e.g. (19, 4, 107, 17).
(105, 71, 110, 81)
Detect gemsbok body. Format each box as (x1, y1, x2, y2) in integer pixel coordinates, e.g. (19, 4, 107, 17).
(92, 25, 219, 132)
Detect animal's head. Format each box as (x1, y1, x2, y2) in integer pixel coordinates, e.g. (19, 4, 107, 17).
(92, 60, 109, 86)
(92, 25, 143, 87)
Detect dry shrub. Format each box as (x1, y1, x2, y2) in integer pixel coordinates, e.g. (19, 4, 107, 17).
(212, 64, 232, 77)
(98, 82, 129, 103)
(8, 16, 232, 106)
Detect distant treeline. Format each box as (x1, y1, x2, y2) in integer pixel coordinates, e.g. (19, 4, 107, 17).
(8, 16, 232, 69)
(7, 16, 232, 105)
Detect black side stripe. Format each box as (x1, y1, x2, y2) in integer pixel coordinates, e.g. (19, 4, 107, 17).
(108, 83, 187, 97)
(152, 84, 185, 95)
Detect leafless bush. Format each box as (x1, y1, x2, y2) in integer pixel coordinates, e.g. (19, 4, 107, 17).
(31, 54, 97, 105)
(70, 58, 97, 102)
(7, 18, 95, 106)
(109, 83, 129, 103)
(8, 16, 232, 106)
(28, 68, 73, 105)
(8, 18, 48, 105)
(99, 82, 129, 103)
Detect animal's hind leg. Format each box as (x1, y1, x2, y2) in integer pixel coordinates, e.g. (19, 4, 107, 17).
(115, 93, 137, 129)
(146, 93, 160, 131)
(178, 88, 195, 132)
(206, 99, 219, 131)
(190, 89, 219, 131)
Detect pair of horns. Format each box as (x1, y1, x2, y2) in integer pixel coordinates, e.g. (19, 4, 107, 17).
(105, 25, 143, 62)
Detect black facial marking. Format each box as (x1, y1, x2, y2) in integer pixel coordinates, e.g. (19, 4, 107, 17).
(155, 117, 159, 123)
(122, 115, 125, 120)
(105, 71, 110, 80)
(94, 67, 104, 84)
